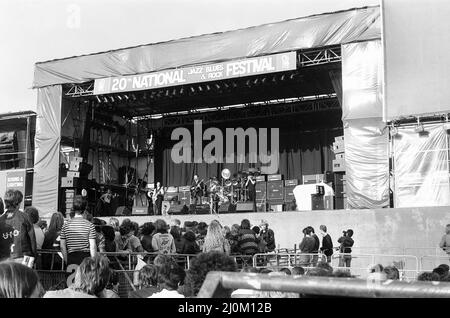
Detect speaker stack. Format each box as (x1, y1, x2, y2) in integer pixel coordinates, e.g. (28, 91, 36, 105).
(167, 204, 189, 215)
(267, 174, 283, 211)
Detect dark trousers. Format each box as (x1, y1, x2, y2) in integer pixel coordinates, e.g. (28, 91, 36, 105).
(67, 251, 90, 266)
(154, 196, 163, 215)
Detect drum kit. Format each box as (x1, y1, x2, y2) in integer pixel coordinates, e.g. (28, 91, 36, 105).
(206, 167, 260, 213)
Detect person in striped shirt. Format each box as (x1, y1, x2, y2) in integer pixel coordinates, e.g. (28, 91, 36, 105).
(60, 195, 97, 266)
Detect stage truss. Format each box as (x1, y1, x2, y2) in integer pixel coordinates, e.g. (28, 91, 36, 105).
(64, 46, 342, 98)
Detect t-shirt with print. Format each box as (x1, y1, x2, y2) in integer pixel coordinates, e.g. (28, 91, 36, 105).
(0, 209, 36, 258)
(0, 219, 14, 260)
(151, 233, 176, 254)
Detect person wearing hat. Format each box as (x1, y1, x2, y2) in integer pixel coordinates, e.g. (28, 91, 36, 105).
(259, 220, 275, 252)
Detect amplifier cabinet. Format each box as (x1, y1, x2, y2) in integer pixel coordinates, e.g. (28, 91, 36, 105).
(255, 182, 267, 201)
(267, 180, 283, 201)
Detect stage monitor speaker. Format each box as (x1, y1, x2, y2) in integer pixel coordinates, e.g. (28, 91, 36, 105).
(267, 180, 283, 201)
(190, 204, 210, 214)
(167, 204, 189, 214)
(311, 194, 324, 210)
(255, 182, 267, 201)
(218, 202, 237, 213)
(235, 202, 254, 212)
(115, 206, 132, 216)
(132, 206, 148, 215)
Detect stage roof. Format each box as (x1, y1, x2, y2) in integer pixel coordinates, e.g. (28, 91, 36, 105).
(33, 6, 380, 89)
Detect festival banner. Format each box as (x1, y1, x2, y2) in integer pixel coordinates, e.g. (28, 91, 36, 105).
(93, 52, 297, 95)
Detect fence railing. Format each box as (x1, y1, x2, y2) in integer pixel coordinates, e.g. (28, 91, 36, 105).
(420, 255, 450, 272)
(330, 252, 420, 280)
(197, 271, 450, 298)
(252, 253, 327, 269)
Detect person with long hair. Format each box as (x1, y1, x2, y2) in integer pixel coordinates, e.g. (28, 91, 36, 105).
(0, 261, 44, 298)
(41, 212, 65, 270)
(202, 220, 230, 255)
(44, 255, 111, 298)
(128, 264, 160, 298)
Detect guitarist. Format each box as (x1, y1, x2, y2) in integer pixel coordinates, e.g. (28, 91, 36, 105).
(152, 182, 165, 215)
(190, 175, 204, 206)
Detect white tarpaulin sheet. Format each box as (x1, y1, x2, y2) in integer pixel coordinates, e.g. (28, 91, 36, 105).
(33, 6, 380, 88)
(342, 40, 389, 209)
(393, 123, 450, 208)
(32, 86, 62, 217)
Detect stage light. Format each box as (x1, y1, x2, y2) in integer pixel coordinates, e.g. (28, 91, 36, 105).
(190, 87, 195, 93)
(103, 97, 108, 103)
(222, 83, 229, 89)
(165, 90, 170, 97)
(96, 96, 102, 103)
(289, 73, 296, 80)
(245, 80, 251, 87)
(131, 94, 137, 101)
(198, 86, 203, 92)
(280, 74, 286, 81)
(253, 78, 259, 85)
(261, 78, 267, 84)
(109, 96, 115, 103)
(124, 94, 129, 100)
(117, 95, 123, 101)
(215, 83, 221, 90)
(179, 87, 185, 95)
(205, 84, 211, 91)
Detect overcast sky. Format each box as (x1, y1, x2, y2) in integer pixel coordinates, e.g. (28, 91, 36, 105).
(0, 0, 379, 114)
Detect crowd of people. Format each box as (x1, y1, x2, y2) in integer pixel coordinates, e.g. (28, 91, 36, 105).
(1, 250, 450, 298)
(1, 190, 450, 298)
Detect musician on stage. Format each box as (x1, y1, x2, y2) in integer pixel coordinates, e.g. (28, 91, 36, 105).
(245, 175, 257, 211)
(191, 175, 203, 206)
(134, 179, 148, 207)
(152, 182, 165, 215)
(95, 188, 113, 217)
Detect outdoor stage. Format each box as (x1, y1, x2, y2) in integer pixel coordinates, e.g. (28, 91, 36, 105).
(99, 205, 450, 260)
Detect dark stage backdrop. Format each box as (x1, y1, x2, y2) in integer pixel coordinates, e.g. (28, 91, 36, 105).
(160, 127, 342, 186)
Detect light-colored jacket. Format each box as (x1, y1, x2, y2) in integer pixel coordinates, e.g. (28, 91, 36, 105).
(439, 234, 450, 254)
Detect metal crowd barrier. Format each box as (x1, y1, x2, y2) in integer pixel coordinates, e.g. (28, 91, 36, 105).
(252, 253, 327, 269)
(330, 253, 420, 281)
(419, 255, 450, 272)
(197, 271, 450, 298)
